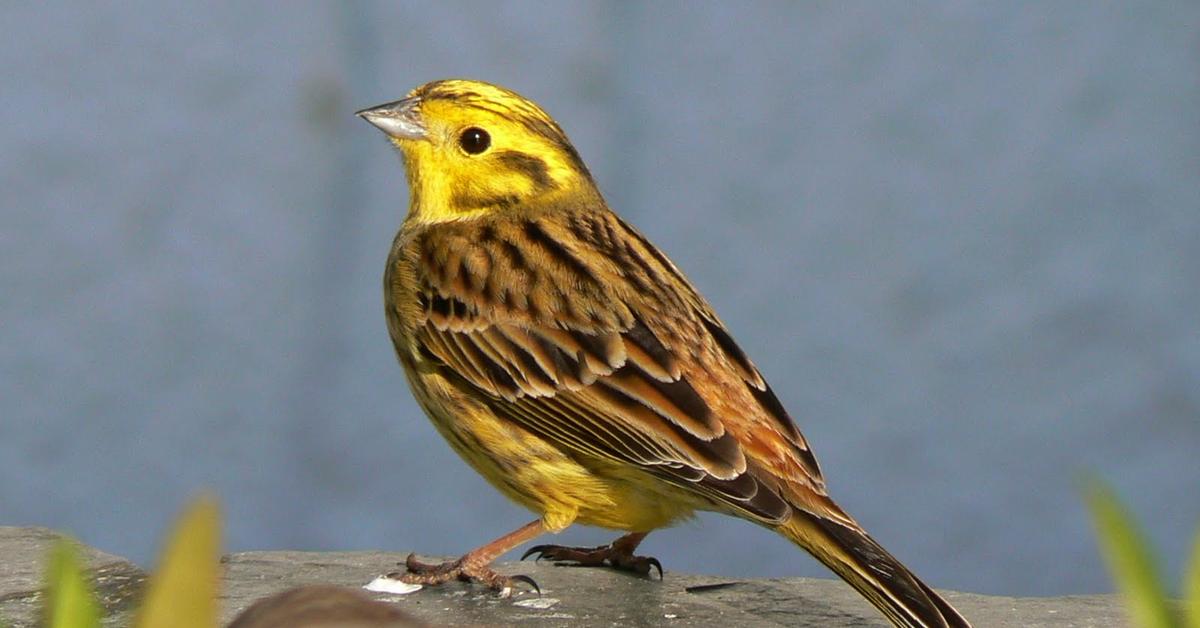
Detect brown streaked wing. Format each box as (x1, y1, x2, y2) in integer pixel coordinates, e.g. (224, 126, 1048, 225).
(409, 207, 813, 521)
(603, 211, 825, 485)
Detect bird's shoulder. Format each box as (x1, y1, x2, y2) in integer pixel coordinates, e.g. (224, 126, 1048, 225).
(397, 201, 655, 329)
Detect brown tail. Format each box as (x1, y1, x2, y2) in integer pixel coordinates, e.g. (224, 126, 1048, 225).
(778, 510, 971, 628)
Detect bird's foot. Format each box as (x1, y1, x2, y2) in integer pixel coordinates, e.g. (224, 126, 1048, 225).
(388, 553, 540, 597)
(522, 541, 663, 579)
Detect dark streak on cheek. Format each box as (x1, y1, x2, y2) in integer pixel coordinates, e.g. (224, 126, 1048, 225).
(448, 150, 555, 211)
(494, 150, 554, 190)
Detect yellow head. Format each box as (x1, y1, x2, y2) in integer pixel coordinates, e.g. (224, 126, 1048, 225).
(358, 79, 596, 223)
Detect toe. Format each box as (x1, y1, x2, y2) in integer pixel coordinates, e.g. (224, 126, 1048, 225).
(403, 553, 448, 574)
(645, 556, 664, 580)
(521, 544, 553, 561)
(508, 574, 542, 596)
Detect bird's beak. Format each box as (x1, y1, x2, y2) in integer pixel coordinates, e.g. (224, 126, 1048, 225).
(356, 96, 428, 141)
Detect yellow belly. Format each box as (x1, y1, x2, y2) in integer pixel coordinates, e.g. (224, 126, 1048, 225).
(409, 367, 704, 533)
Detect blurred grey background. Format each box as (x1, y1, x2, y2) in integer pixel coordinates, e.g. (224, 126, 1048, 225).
(3, 2, 1198, 597)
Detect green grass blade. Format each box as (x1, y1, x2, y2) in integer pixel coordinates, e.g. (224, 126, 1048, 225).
(1185, 525, 1200, 628)
(44, 539, 101, 628)
(1084, 478, 1176, 628)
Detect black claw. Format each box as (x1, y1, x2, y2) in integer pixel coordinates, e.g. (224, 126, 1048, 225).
(646, 557, 664, 580)
(510, 574, 541, 596)
(521, 545, 549, 562)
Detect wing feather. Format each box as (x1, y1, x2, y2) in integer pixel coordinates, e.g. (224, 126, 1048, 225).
(407, 208, 824, 522)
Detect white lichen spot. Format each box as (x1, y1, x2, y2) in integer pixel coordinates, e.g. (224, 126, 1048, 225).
(514, 597, 561, 609)
(363, 575, 423, 595)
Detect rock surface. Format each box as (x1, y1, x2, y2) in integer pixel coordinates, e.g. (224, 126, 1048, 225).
(1, 527, 1128, 627)
(0, 527, 145, 628)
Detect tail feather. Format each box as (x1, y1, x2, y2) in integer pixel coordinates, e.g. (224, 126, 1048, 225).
(910, 573, 970, 628)
(778, 511, 971, 628)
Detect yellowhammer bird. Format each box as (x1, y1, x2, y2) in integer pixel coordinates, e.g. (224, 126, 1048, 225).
(357, 79, 970, 628)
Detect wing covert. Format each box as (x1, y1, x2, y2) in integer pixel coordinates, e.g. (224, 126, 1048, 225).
(407, 209, 801, 522)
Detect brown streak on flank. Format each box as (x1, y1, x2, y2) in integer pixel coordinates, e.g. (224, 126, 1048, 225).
(494, 151, 553, 190)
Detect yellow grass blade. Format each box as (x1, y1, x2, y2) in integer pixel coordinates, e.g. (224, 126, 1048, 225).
(134, 494, 221, 628)
(1185, 525, 1200, 628)
(1084, 478, 1176, 628)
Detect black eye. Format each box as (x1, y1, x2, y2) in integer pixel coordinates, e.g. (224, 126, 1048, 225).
(458, 127, 490, 154)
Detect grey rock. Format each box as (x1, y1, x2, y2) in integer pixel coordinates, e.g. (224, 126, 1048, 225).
(220, 551, 1128, 627)
(1, 528, 1130, 627)
(0, 527, 145, 628)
